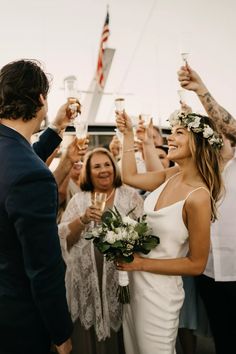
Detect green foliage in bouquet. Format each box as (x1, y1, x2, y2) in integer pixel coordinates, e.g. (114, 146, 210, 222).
(86, 206, 160, 263)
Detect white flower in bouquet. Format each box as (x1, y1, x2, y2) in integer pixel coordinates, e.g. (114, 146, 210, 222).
(104, 230, 119, 244)
(122, 216, 138, 227)
(90, 226, 102, 238)
(128, 230, 139, 241)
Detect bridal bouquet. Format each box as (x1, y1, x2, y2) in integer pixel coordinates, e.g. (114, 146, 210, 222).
(86, 206, 159, 303)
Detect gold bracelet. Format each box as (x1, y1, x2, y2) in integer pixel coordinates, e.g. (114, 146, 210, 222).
(123, 148, 135, 153)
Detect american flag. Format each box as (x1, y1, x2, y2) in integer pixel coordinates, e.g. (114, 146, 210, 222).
(96, 10, 110, 88)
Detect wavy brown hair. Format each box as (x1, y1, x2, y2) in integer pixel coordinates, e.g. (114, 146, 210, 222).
(0, 59, 51, 121)
(79, 147, 122, 192)
(188, 115, 223, 221)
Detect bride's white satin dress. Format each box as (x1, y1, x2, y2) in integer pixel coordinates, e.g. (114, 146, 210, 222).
(123, 179, 191, 354)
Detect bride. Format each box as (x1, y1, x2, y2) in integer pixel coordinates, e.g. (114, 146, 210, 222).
(116, 111, 223, 354)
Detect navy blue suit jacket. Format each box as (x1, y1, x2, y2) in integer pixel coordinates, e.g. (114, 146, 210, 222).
(33, 127, 62, 162)
(0, 125, 72, 353)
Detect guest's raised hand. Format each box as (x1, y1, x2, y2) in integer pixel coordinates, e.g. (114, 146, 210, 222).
(52, 100, 81, 133)
(115, 110, 133, 134)
(135, 115, 146, 142)
(66, 136, 89, 164)
(137, 117, 154, 146)
(177, 64, 207, 95)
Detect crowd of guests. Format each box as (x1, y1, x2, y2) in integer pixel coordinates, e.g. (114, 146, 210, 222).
(0, 58, 235, 354)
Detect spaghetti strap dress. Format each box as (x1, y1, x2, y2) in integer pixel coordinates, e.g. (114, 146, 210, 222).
(123, 178, 208, 354)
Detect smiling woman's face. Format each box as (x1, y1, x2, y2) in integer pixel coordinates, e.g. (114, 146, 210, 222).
(90, 152, 115, 191)
(167, 125, 192, 162)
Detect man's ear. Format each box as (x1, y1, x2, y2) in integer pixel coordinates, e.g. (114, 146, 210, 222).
(39, 94, 46, 105)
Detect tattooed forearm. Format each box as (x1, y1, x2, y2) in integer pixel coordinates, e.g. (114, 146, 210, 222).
(197, 91, 236, 143)
(198, 91, 235, 125)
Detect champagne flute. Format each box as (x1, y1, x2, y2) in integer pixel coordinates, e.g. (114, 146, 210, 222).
(93, 192, 107, 212)
(74, 119, 88, 166)
(92, 192, 107, 226)
(64, 76, 80, 124)
(180, 31, 191, 66)
(75, 120, 88, 150)
(181, 52, 190, 65)
(114, 98, 125, 113)
(114, 128, 123, 144)
(140, 113, 151, 128)
(130, 115, 140, 145)
(177, 89, 186, 104)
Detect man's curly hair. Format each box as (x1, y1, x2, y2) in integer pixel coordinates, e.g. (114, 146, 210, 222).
(0, 59, 51, 121)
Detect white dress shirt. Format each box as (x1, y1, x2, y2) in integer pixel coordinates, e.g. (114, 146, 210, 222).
(204, 152, 236, 281)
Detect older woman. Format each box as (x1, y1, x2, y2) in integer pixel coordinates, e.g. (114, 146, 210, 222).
(58, 147, 143, 354)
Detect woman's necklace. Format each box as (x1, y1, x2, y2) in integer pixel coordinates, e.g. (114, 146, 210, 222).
(106, 188, 115, 202)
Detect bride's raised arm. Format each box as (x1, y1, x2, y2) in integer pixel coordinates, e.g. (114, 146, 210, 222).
(115, 111, 177, 192)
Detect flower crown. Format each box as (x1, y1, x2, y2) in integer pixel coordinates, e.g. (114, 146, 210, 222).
(168, 111, 223, 149)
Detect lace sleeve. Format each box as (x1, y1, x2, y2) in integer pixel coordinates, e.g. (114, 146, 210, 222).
(58, 194, 83, 262)
(129, 188, 144, 219)
(116, 185, 144, 219)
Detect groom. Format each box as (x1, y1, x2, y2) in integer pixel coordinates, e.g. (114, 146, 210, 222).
(0, 59, 73, 354)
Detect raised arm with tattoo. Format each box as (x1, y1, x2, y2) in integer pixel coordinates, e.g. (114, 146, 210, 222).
(178, 64, 236, 144)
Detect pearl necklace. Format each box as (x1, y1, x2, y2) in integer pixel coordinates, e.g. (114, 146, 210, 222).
(105, 188, 115, 202)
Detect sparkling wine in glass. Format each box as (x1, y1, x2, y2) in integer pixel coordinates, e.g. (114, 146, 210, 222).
(75, 120, 88, 150)
(93, 192, 107, 212)
(114, 98, 125, 113)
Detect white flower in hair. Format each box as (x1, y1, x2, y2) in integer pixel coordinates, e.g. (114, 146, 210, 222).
(203, 125, 214, 138)
(167, 112, 223, 149)
(188, 117, 201, 129)
(168, 110, 181, 126)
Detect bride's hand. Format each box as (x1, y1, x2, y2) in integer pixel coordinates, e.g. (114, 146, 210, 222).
(116, 253, 144, 271)
(115, 110, 133, 135)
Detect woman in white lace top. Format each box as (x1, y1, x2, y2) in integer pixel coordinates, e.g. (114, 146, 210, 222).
(58, 147, 143, 354)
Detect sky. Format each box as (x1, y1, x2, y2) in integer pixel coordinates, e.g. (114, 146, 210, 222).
(1, 0, 236, 127)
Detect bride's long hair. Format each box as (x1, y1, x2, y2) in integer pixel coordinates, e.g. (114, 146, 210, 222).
(188, 115, 223, 221)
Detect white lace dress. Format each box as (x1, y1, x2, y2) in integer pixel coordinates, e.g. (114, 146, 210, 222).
(58, 184, 143, 351)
